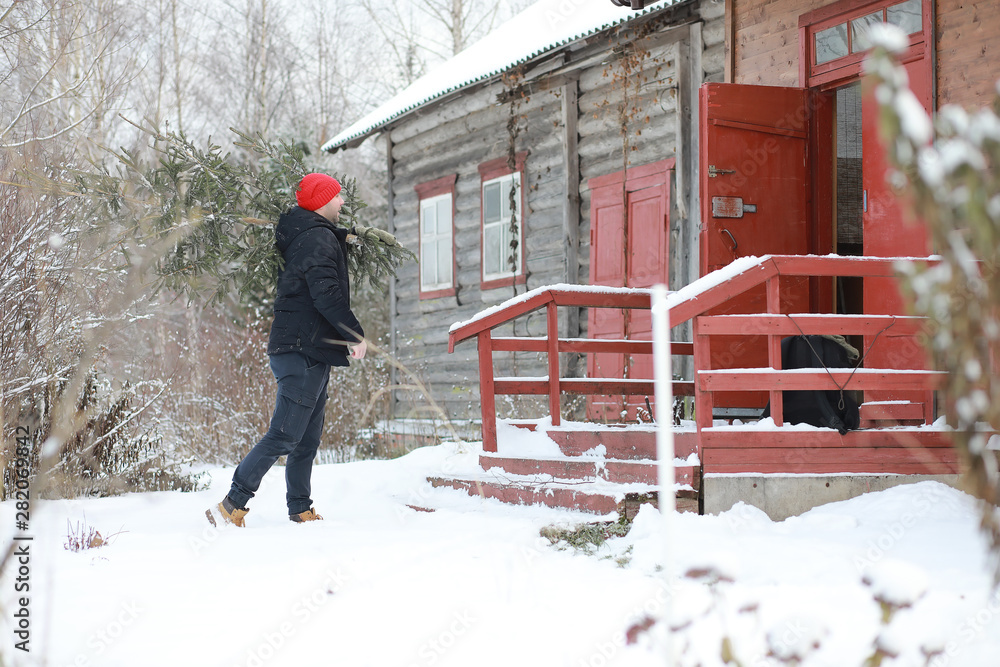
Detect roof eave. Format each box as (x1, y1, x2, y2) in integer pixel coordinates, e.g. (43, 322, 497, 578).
(323, 64, 529, 154)
(323, 2, 682, 154)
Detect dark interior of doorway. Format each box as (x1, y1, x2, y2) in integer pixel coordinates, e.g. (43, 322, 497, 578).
(835, 82, 864, 322)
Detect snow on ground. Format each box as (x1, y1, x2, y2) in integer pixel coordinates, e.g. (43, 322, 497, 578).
(2, 440, 999, 667)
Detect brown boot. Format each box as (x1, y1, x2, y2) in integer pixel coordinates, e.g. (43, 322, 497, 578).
(289, 508, 323, 523)
(206, 497, 249, 527)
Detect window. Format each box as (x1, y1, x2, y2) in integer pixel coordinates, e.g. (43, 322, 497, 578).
(478, 153, 527, 289)
(850, 11, 884, 53)
(815, 23, 848, 64)
(812, 0, 924, 64)
(801, 0, 927, 88)
(414, 174, 456, 298)
(886, 0, 922, 35)
(482, 172, 521, 279)
(420, 194, 453, 290)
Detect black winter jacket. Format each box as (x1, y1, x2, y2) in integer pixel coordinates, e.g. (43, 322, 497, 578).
(266, 206, 364, 366)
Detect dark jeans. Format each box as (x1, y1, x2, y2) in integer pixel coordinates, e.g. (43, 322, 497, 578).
(228, 352, 330, 514)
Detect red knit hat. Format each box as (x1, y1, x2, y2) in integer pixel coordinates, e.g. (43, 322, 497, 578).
(296, 173, 342, 211)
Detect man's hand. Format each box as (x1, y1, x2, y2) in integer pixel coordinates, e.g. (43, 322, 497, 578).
(350, 339, 368, 360)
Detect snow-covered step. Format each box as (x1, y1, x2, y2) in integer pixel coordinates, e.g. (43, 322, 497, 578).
(479, 453, 596, 480)
(463, 419, 703, 515)
(603, 460, 699, 488)
(540, 427, 699, 460)
(479, 453, 700, 487)
(429, 474, 624, 514)
(427, 473, 699, 516)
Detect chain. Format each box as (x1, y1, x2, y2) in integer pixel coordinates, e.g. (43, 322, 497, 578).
(785, 314, 897, 410)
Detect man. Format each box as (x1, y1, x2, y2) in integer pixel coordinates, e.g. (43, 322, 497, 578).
(207, 173, 366, 527)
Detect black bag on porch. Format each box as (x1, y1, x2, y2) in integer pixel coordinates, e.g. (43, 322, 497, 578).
(762, 335, 861, 435)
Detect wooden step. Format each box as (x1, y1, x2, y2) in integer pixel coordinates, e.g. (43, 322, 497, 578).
(604, 460, 700, 487)
(480, 454, 595, 480)
(428, 475, 699, 516)
(479, 454, 700, 487)
(429, 475, 619, 514)
(543, 428, 699, 460)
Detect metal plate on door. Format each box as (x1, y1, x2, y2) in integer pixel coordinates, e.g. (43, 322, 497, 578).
(712, 196, 743, 218)
(711, 196, 757, 218)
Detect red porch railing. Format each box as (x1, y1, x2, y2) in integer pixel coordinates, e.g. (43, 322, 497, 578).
(684, 254, 942, 431)
(685, 254, 956, 475)
(447, 285, 695, 453)
(449, 255, 953, 473)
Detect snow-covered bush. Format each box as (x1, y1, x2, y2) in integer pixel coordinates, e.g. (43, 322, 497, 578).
(36, 374, 205, 498)
(865, 25, 1000, 579)
(0, 149, 204, 498)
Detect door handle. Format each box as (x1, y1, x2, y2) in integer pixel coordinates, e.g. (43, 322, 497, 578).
(721, 228, 738, 254)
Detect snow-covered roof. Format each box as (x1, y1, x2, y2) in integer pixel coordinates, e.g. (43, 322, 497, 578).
(322, 0, 685, 153)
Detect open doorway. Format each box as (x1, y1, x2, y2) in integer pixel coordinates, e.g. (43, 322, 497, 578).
(802, 0, 934, 410)
(834, 81, 864, 319)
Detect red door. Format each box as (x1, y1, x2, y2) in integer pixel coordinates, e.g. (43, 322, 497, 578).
(588, 159, 672, 421)
(699, 83, 813, 410)
(861, 54, 933, 402)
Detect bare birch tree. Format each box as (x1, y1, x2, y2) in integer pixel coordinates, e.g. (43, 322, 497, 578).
(0, 0, 137, 153)
(130, 0, 198, 136)
(359, 0, 528, 90)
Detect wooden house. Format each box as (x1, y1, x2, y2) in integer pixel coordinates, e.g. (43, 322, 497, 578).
(325, 0, 722, 423)
(325, 0, 998, 518)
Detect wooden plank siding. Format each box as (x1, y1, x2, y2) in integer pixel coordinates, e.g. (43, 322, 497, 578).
(732, 0, 1000, 110)
(382, 1, 726, 422)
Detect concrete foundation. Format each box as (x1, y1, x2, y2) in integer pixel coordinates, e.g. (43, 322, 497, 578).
(703, 474, 962, 521)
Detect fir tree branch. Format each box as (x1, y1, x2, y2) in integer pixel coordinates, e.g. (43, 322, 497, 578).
(66, 120, 416, 303)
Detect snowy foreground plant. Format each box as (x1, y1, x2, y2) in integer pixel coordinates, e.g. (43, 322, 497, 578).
(865, 25, 1000, 580)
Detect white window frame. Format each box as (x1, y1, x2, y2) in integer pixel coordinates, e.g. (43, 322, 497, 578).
(481, 172, 522, 282)
(419, 192, 454, 293)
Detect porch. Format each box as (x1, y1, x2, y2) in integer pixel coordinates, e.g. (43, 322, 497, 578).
(436, 255, 961, 518)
